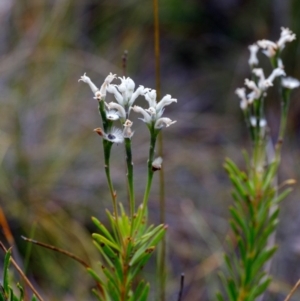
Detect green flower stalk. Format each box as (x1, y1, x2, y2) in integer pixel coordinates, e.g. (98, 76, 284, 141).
(79, 72, 176, 301)
(219, 27, 299, 301)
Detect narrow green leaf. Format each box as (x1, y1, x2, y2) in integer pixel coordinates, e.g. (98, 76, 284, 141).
(262, 162, 278, 191)
(86, 268, 104, 285)
(136, 283, 149, 301)
(130, 246, 155, 267)
(216, 292, 225, 301)
(249, 277, 271, 299)
(101, 265, 120, 295)
(17, 283, 24, 301)
(92, 234, 120, 252)
(107, 281, 120, 301)
(3, 249, 12, 294)
(229, 207, 248, 237)
(133, 281, 147, 301)
(273, 188, 292, 204)
(128, 251, 154, 283)
(252, 247, 278, 277)
(92, 217, 116, 243)
(91, 288, 107, 301)
(93, 241, 114, 268)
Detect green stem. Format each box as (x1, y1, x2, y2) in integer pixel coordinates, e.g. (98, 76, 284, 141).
(103, 140, 118, 217)
(276, 89, 290, 159)
(141, 128, 158, 219)
(125, 137, 135, 219)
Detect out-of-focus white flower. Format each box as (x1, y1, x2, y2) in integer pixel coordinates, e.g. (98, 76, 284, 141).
(250, 117, 267, 128)
(277, 27, 296, 49)
(235, 88, 248, 110)
(266, 68, 286, 84)
(277, 58, 284, 69)
(282, 77, 300, 89)
(152, 157, 163, 171)
(107, 76, 144, 107)
(238, 68, 286, 106)
(257, 40, 277, 57)
(248, 44, 259, 66)
(257, 27, 296, 57)
(93, 127, 124, 144)
(132, 89, 177, 129)
(123, 119, 134, 138)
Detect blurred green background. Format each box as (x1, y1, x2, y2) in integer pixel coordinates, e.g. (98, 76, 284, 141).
(1, 0, 300, 300)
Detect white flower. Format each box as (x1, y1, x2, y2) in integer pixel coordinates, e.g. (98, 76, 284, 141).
(250, 117, 267, 128)
(257, 40, 277, 57)
(78, 73, 99, 94)
(106, 102, 126, 120)
(237, 68, 285, 107)
(132, 105, 152, 123)
(98, 73, 117, 98)
(152, 157, 163, 171)
(107, 77, 144, 107)
(248, 44, 259, 66)
(266, 68, 286, 83)
(257, 27, 296, 57)
(155, 117, 177, 129)
(132, 90, 177, 129)
(79, 72, 116, 99)
(123, 119, 134, 138)
(106, 110, 120, 121)
(244, 78, 261, 102)
(277, 27, 296, 49)
(235, 88, 248, 110)
(93, 127, 124, 144)
(281, 77, 300, 89)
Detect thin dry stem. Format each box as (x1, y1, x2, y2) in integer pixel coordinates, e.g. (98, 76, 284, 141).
(283, 279, 300, 301)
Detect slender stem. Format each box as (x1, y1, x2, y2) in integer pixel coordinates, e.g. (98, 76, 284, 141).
(284, 279, 300, 301)
(152, 0, 166, 297)
(142, 130, 157, 213)
(125, 137, 135, 219)
(103, 140, 118, 218)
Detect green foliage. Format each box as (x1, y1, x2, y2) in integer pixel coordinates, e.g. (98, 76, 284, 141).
(0, 250, 36, 301)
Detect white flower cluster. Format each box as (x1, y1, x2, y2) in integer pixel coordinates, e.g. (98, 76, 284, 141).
(79, 73, 176, 143)
(236, 27, 300, 112)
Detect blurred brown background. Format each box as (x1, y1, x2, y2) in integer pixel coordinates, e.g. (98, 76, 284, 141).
(1, 0, 300, 300)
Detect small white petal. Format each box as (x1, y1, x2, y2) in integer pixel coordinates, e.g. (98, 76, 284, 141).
(156, 94, 177, 113)
(128, 85, 144, 107)
(78, 73, 99, 94)
(106, 110, 120, 121)
(123, 119, 134, 138)
(248, 44, 259, 66)
(107, 102, 126, 120)
(277, 27, 296, 49)
(155, 117, 176, 129)
(106, 84, 124, 105)
(281, 77, 300, 89)
(267, 68, 286, 83)
(252, 68, 266, 89)
(104, 127, 124, 144)
(132, 105, 152, 123)
(260, 119, 267, 128)
(152, 157, 163, 171)
(143, 88, 157, 108)
(250, 116, 257, 127)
